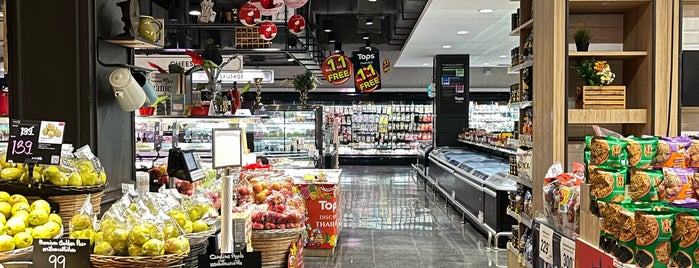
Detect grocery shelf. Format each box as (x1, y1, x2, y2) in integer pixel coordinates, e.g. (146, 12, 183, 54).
(569, 51, 648, 59)
(458, 139, 516, 156)
(508, 101, 532, 109)
(567, 109, 647, 124)
(520, 213, 532, 229)
(102, 36, 162, 49)
(508, 60, 533, 74)
(506, 207, 521, 222)
(507, 174, 533, 188)
(507, 242, 519, 256)
(569, 0, 651, 14)
(509, 19, 534, 36)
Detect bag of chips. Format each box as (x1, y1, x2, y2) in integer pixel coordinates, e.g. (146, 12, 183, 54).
(624, 137, 658, 169)
(653, 137, 691, 168)
(629, 169, 663, 202)
(589, 165, 627, 202)
(635, 210, 675, 268)
(685, 138, 699, 168)
(659, 168, 695, 202)
(586, 136, 628, 167)
(670, 210, 699, 268)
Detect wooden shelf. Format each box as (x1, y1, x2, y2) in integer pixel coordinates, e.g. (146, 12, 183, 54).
(102, 36, 162, 49)
(569, 0, 652, 14)
(568, 51, 648, 59)
(567, 109, 647, 124)
(509, 19, 534, 36)
(508, 101, 532, 109)
(508, 60, 533, 73)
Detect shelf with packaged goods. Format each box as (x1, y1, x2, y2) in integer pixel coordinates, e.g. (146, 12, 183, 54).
(458, 139, 516, 156)
(507, 174, 533, 188)
(508, 60, 533, 74)
(509, 19, 534, 37)
(508, 101, 533, 109)
(568, 0, 652, 14)
(568, 51, 648, 59)
(567, 109, 647, 124)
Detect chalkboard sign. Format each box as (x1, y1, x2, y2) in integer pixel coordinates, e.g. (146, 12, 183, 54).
(33, 239, 90, 268)
(6, 120, 64, 165)
(198, 251, 262, 268)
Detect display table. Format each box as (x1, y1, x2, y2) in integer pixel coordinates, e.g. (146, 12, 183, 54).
(285, 169, 342, 256)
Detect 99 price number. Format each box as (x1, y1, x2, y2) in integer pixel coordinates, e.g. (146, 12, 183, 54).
(355, 65, 381, 92)
(48, 254, 66, 268)
(322, 54, 353, 85)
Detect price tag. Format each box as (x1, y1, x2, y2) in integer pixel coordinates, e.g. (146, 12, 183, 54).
(352, 50, 382, 93)
(198, 251, 262, 268)
(560, 236, 576, 268)
(33, 239, 90, 268)
(7, 120, 65, 165)
(539, 223, 555, 264)
(322, 54, 354, 85)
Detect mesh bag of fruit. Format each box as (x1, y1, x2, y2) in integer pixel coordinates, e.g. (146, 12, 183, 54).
(122, 205, 166, 256)
(69, 194, 97, 245)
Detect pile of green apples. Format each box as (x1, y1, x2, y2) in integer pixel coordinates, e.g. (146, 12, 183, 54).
(0, 153, 106, 187)
(0, 192, 62, 252)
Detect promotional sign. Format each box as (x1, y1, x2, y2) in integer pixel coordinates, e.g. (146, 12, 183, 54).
(33, 239, 90, 268)
(352, 50, 382, 93)
(7, 120, 64, 165)
(296, 183, 340, 249)
(239, 3, 261, 26)
(198, 251, 262, 268)
(322, 53, 353, 85)
(148, 73, 185, 95)
(191, 70, 274, 84)
(576, 238, 615, 268)
(135, 55, 244, 72)
(382, 58, 391, 73)
(258, 21, 278, 41)
(539, 223, 554, 264)
(287, 14, 306, 35)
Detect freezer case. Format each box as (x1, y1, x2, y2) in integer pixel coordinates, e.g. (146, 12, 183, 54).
(254, 105, 323, 168)
(483, 171, 517, 233)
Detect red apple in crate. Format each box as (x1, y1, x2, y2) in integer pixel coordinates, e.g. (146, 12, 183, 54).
(287, 14, 305, 35)
(258, 21, 277, 41)
(264, 222, 277, 230)
(252, 222, 264, 230)
(273, 203, 286, 213)
(239, 3, 261, 26)
(251, 183, 264, 194)
(278, 223, 287, 229)
(238, 186, 251, 196)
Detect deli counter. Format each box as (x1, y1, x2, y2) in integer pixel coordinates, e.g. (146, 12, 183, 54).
(425, 147, 516, 247)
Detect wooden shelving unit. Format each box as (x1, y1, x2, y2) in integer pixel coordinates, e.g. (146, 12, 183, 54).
(507, 60, 533, 74)
(568, 51, 647, 59)
(102, 36, 163, 49)
(508, 19, 534, 36)
(569, 0, 653, 13)
(567, 109, 647, 124)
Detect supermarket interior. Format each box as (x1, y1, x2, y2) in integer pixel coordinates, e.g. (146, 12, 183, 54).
(1, 0, 699, 267)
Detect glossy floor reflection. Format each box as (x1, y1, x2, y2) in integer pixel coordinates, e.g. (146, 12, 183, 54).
(304, 166, 508, 268)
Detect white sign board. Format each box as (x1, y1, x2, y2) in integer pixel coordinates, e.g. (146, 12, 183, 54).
(539, 223, 555, 264)
(134, 55, 244, 72)
(212, 128, 243, 168)
(191, 70, 275, 84)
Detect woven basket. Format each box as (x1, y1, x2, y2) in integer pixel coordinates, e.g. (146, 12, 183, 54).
(90, 251, 189, 268)
(27, 191, 103, 235)
(182, 240, 209, 268)
(252, 228, 303, 268)
(185, 227, 217, 245)
(0, 246, 33, 262)
(0, 181, 107, 196)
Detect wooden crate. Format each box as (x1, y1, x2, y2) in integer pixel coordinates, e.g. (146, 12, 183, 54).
(579, 85, 626, 109)
(235, 26, 271, 49)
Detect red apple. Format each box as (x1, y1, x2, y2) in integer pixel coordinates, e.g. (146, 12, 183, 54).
(264, 222, 277, 229)
(273, 204, 286, 213)
(278, 223, 286, 229)
(252, 222, 264, 230)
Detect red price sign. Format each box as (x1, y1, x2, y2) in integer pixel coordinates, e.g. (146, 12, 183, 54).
(354, 65, 381, 92)
(321, 54, 353, 85)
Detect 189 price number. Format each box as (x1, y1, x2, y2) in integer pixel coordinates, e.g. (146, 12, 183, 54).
(355, 65, 380, 92)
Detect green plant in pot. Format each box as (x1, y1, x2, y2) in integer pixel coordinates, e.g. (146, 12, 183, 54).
(289, 71, 320, 106)
(573, 28, 592, 52)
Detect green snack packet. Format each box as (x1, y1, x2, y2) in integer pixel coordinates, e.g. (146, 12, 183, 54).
(587, 136, 628, 167)
(589, 165, 627, 203)
(624, 137, 658, 168)
(629, 168, 663, 202)
(635, 210, 675, 268)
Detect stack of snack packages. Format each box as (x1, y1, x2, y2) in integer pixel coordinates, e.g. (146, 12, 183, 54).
(542, 162, 584, 238)
(586, 135, 699, 268)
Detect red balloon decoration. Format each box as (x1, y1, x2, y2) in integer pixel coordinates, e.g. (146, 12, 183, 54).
(249, 0, 284, 16)
(239, 3, 261, 26)
(288, 14, 306, 35)
(258, 21, 278, 41)
(284, 0, 308, 9)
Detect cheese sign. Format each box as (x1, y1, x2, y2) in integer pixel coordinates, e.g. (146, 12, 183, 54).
(321, 54, 353, 85)
(352, 50, 382, 93)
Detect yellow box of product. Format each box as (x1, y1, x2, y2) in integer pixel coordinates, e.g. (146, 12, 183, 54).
(232, 210, 252, 252)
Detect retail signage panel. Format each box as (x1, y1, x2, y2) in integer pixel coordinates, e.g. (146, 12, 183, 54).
(382, 57, 391, 73)
(296, 183, 340, 249)
(322, 54, 353, 85)
(212, 128, 243, 168)
(575, 238, 615, 268)
(352, 50, 382, 92)
(192, 70, 274, 84)
(198, 251, 262, 268)
(560, 236, 575, 268)
(7, 120, 64, 165)
(135, 55, 244, 72)
(33, 239, 90, 268)
(539, 223, 555, 263)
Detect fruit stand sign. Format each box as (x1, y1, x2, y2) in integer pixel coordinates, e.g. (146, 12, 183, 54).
(352, 50, 382, 93)
(322, 53, 353, 85)
(33, 239, 90, 268)
(198, 251, 262, 268)
(7, 120, 64, 165)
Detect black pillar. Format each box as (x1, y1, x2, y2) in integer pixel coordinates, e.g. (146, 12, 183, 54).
(433, 55, 470, 147)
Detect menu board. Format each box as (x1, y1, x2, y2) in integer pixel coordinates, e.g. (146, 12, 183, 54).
(352, 50, 382, 93)
(434, 55, 469, 115)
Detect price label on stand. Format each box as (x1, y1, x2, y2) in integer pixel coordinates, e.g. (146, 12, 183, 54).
(198, 251, 262, 268)
(7, 120, 64, 165)
(33, 239, 90, 268)
(560, 236, 576, 268)
(539, 223, 555, 264)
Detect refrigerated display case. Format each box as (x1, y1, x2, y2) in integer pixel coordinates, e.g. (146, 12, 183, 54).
(253, 105, 324, 168)
(468, 101, 518, 132)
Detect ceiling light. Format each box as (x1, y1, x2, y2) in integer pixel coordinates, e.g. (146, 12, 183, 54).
(328, 32, 336, 43)
(287, 58, 295, 62)
(499, 55, 508, 58)
(323, 19, 333, 32)
(366, 18, 374, 26)
(442, 45, 452, 49)
(422, 63, 430, 66)
(369, 0, 377, 2)
(189, 10, 201, 16)
(363, 33, 369, 40)
(456, 30, 469, 35)
(483, 62, 491, 66)
(334, 42, 342, 53)
(365, 40, 371, 49)
(478, 8, 494, 13)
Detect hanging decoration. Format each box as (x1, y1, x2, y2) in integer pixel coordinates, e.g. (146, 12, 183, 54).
(288, 14, 306, 35)
(283, 0, 308, 9)
(239, 3, 261, 26)
(322, 53, 353, 85)
(249, 0, 284, 16)
(258, 21, 278, 41)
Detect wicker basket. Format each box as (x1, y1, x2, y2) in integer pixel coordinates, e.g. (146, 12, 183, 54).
(252, 228, 304, 268)
(27, 191, 103, 235)
(0, 181, 107, 196)
(181, 240, 209, 268)
(90, 251, 189, 268)
(185, 227, 217, 245)
(0, 246, 33, 262)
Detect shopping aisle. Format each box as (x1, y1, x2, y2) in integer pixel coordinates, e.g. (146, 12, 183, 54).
(304, 166, 507, 268)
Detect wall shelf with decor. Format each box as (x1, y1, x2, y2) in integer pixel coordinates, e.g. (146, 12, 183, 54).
(102, 36, 163, 49)
(568, 51, 647, 59)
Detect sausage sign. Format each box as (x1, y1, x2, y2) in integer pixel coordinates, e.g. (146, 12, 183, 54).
(351, 50, 382, 93)
(321, 54, 353, 85)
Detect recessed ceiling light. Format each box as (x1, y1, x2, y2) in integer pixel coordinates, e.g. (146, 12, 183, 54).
(499, 55, 508, 58)
(363, 33, 369, 40)
(189, 10, 201, 16)
(287, 58, 295, 62)
(442, 45, 452, 49)
(483, 62, 491, 66)
(422, 63, 430, 66)
(478, 8, 494, 13)
(369, 0, 377, 2)
(456, 30, 469, 35)
(366, 18, 374, 26)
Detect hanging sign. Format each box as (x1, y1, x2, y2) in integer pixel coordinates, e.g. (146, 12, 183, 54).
(287, 14, 306, 35)
(249, 0, 283, 16)
(351, 50, 382, 93)
(239, 3, 261, 26)
(7, 120, 64, 165)
(258, 21, 278, 41)
(322, 53, 353, 85)
(382, 58, 391, 73)
(33, 239, 90, 268)
(284, 0, 308, 9)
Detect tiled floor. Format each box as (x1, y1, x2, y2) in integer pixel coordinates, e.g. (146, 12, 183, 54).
(304, 166, 508, 268)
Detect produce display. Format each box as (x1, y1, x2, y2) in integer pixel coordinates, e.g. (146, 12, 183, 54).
(235, 171, 306, 230)
(585, 134, 699, 268)
(0, 192, 61, 252)
(0, 145, 107, 187)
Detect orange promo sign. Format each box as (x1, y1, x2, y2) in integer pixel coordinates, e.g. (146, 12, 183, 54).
(321, 54, 353, 85)
(297, 183, 340, 249)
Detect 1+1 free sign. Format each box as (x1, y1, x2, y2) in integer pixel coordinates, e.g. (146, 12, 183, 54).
(6, 120, 65, 165)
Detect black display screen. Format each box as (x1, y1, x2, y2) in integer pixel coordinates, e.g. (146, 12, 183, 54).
(183, 152, 199, 171)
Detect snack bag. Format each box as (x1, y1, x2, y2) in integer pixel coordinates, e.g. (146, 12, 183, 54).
(624, 137, 658, 168)
(69, 194, 97, 245)
(685, 138, 699, 168)
(659, 168, 695, 202)
(586, 136, 628, 167)
(635, 210, 675, 268)
(588, 165, 627, 202)
(670, 209, 699, 268)
(629, 169, 663, 202)
(653, 137, 691, 168)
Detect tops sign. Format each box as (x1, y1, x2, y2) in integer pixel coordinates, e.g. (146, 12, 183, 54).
(351, 50, 382, 93)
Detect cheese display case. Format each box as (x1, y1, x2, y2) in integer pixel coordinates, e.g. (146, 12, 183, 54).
(468, 101, 518, 133)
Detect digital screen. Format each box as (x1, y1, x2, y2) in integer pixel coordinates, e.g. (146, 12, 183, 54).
(183, 152, 199, 171)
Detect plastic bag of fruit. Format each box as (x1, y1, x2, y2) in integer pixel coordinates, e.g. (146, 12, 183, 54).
(182, 192, 219, 230)
(93, 208, 130, 256)
(69, 194, 97, 245)
(122, 205, 166, 256)
(154, 211, 189, 254)
(71, 145, 107, 186)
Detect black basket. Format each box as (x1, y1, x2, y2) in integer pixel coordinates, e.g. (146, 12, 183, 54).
(182, 240, 209, 268)
(0, 180, 107, 196)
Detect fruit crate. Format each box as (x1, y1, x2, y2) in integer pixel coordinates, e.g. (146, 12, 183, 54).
(577, 85, 626, 109)
(235, 27, 271, 49)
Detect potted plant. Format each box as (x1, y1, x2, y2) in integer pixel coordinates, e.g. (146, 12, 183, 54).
(573, 28, 592, 52)
(288, 71, 320, 105)
(574, 59, 624, 109)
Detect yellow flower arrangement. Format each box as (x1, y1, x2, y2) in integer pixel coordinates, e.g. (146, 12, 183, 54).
(575, 59, 615, 86)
